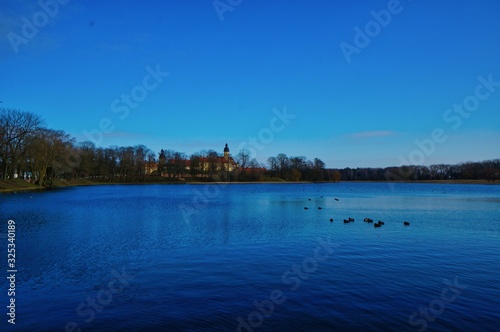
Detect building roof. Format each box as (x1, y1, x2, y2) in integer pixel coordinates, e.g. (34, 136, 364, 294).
(159, 157, 237, 167)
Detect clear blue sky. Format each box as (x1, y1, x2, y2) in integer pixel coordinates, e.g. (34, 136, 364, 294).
(1, 0, 499, 168)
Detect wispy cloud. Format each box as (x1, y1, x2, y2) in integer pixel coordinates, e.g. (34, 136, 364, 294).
(350, 130, 397, 139)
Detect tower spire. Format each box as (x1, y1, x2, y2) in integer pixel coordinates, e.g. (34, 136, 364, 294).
(224, 143, 230, 160)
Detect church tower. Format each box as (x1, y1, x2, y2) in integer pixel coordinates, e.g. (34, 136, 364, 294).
(223, 143, 230, 160)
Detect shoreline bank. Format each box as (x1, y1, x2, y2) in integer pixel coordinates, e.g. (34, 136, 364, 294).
(1, 178, 497, 194)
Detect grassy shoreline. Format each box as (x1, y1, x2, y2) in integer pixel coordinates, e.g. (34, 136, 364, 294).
(1, 178, 497, 194)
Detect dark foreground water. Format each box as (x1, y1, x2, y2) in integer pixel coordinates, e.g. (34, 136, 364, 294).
(0, 183, 499, 331)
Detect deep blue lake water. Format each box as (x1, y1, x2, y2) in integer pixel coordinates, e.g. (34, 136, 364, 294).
(1, 182, 499, 331)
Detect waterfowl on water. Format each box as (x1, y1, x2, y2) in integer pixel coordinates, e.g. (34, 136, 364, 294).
(304, 207, 309, 210)
(343, 219, 350, 223)
(364, 218, 373, 223)
(374, 223, 381, 228)
(348, 217, 354, 222)
(308, 198, 312, 201)
(334, 198, 339, 201)
(330, 218, 334, 222)
(404, 221, 410, 226)
(318, 207, 322, 210)
(377, 221, 385, 225)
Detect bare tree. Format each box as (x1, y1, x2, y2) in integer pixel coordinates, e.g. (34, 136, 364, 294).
(75, 141, 96, 178)
(173, 151, 187, 178)
(313, 158, 325, 181)
(0, 108, 43, 179)
(189, 153, 202, 180)
(163, 149, 175, 179)
(267, 156, 278, 178)
(27, 129, 73, 185)
(158, 149, 167, 176)
(236, 149, 251, 180)
(276, 153, 288, 179)
(205, 149, 220, 181)
(146, 150, 157, 176)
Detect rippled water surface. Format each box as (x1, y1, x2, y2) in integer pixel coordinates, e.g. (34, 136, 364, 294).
(1, 183, 499, 331)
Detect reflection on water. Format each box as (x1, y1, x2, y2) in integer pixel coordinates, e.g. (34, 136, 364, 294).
(0, 183, 499, 331)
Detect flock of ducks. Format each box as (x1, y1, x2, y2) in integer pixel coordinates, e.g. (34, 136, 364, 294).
(304, 197, 411, 228)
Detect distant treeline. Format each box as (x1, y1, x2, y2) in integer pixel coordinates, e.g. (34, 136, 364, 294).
(334, 161, 500, 182)
(1, 108, 498, 185)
